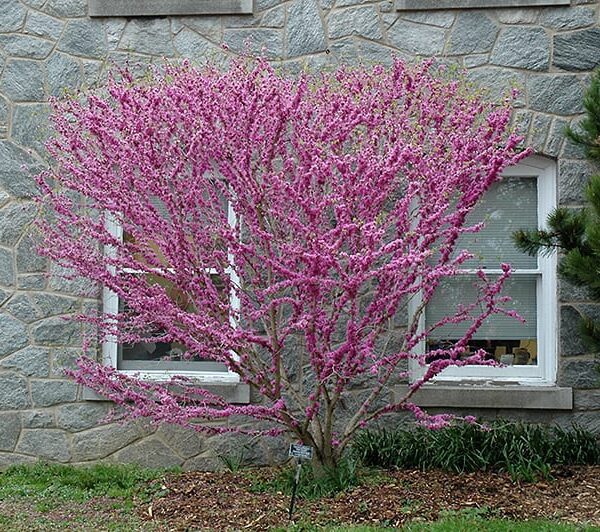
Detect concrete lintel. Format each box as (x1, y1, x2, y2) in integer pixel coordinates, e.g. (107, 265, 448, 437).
(396, 0, 570, 10)
(400, 385, 573, 410)
(89, 0, 253, 17)
(83, 382, 251, 404)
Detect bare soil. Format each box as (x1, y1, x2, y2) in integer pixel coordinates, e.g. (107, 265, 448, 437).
(140, 465, 600, 530)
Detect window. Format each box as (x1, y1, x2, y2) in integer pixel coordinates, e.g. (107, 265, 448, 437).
(411, 155, 557, 385)
(395, 0, 569, 10)
(88, 0, 253, 17)
(102, 198, 241, 384)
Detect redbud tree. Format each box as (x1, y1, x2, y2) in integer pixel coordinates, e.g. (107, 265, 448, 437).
(37, 58, 527, 469)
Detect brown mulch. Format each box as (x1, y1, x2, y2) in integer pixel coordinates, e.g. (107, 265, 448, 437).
(140, 465, 600, 531)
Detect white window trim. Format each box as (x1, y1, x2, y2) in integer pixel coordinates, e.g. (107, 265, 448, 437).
(409, 155, 558, 386)
(102, 203, 241, 384)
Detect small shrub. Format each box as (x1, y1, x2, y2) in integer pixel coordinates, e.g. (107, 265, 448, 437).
(351, 421, 600, 481)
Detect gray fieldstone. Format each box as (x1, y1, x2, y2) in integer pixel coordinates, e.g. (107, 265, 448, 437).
(156, 423, 204, 459)
(574, 390, 600, 410)
(448, 12, 498, 55)
(16, 429, 71, 462)
(328, 7, 382, 40)
(25, 11, 65, 41)
(320, 0, 335, 9)
(182, 17, 223, 42)
(56, 403, 110, 432)
(0, 96, 8, 134)
(17, 233, 48, 274)
(529, 113, 553, 153)
(544, 117, 569, 158)
(22, 0, 46, 7)
(0, 347, 50, 377)
(113, 437, 183, 468)
(560, 304, 593, 356)
(82, 60, 103, 86)
(0, 201, 37, 247)
(560, 276, 592, 303)
(22, 410, 55, 429)
(31, 317, 81, 347)
(262, 5, 285, 28)
(173, 29, 229, 66)
(0, 315, 28, 357)
(30, 379, 78, 407)
(401, 11, 455, 28)
(355, 40, 397, 66)
(71, 423, 144, 461)
(388, 20, 446, 56)
(0, 413, 20, 452)
(120, 19, 175, 57)
(256, 0, 283, 10)
(182, 453, 221, 471)
(0, 288, 9, 306)
(0, 0, 27, 32)
(494, 8, 538, 24)
(45, 0, 87, 17)
(0, 190, 9, 209)
(47, 53, 81, 97)
(468, 68, 526, 108)
(1, 59, 46, 102)
(490, 27, 549, 71)
(0, 35, 54, 60)
(0, 247, 14, 287)
(0, 373, 30, 409)
(48, 264, 97, 297)
(528, 75, 584, 116)
(553, 28, 600, 71)
(286, 0, 326, 58)
(224, 14, 263, 28)
(50, 347, 82, 376)
(18, 274, 47, 290)
(31, 293, 79, 318)
(5, 294, 42, 323)
(558, 160, 592, 204)
(224, 29, 283, 59)
(539, 6, 595, 30)
(12, 104, 51, 156)
(559, 359, 600, 389)
(463, 54, 489, 68)
(58, 19, 107, 59)
(104, 19, 127, 50)
(0, 452, 35, 469)
(0, 141, 41, 198)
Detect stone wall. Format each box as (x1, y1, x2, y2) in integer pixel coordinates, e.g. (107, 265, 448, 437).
(0, 0, 599, 469)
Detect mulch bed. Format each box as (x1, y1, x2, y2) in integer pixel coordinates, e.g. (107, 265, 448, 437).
(141, 465, 600, 530)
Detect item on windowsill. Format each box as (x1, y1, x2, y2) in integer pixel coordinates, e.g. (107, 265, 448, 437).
(500, 354, 514, 366)
(513, 347, 530, 365)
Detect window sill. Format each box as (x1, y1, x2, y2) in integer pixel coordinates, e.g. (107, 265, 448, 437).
(397, 384, 573, 410)
(83, 382, 251, 404)
(89, 0, 253, 17)
(396, 0, 570, 10)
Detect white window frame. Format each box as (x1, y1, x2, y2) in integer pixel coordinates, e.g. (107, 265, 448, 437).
(102, 202, 241, 384)
(409, 155, 558, 386)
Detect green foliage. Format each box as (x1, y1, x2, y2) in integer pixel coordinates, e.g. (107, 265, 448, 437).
(513, 68, 600, 353)
(249, 457, 362, 500)
(0, 462, 170, 503)
(351, 421, 600, 481)
(566, 68, 600, 162)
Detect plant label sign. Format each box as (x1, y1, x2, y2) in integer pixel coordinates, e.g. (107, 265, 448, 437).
(288, 443, 313, 461)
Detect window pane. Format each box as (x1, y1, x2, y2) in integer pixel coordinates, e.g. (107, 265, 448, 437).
(458, 177, 538, 269)
(426, 274, 538, 365)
